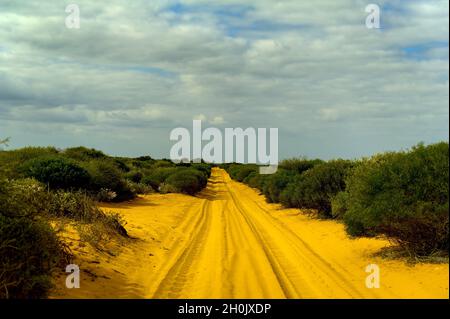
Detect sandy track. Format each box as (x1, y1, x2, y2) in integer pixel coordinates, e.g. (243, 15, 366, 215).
(52, 168, 449, 299)
(145, 169, 448, 299)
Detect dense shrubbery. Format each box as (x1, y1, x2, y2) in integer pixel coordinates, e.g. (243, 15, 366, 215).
(0, 177, 128, 298)
(279, 158, 324, 174)
(63, 147, 107, 161)
(0, 178, 68, 298)
(262, 169, 296, 203)
(0, 146, 211, 202)
(225, 159, 351, 216)
(0, 147, 59, 179)
(84, 160, 135, 201)
(0, 178, 49, 218)
(162, 168, 208, 195)
(125, 170, 143, 183)
(21, 157, 90, 190)
(338, 143, 449, 255)
(0, 215, 66, 299)
(191, 163, 212, 178)
(141, 167, 179, 190)
(281, 160, 354, 217)
(225, 143, 449, 256)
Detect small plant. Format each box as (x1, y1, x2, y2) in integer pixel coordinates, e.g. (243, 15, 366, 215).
(95, 188, 117, 202)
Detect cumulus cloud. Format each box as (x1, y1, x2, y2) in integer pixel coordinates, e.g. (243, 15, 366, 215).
(0, 0, 448, 158)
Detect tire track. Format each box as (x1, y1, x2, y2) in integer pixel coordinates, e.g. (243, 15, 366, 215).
(223, 171, 368, 298)
(151, 200, 211, 298)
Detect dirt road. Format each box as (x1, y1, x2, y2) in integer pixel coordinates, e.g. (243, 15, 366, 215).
(52, 168, 449, 299)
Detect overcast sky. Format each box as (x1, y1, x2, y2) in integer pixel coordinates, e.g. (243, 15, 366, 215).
(0, 0, 448, 160)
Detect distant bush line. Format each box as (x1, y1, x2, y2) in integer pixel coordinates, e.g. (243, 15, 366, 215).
(0, 146, 212, 201)
(222, 142, 449, 257)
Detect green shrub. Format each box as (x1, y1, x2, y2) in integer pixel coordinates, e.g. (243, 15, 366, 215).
(152, 160, 174, 168)
(282, 160, 354, 217)
(125, 170, 143, 183)
(243, 171, 256, 183)
(141, 167, 179, 190)
(113, 158, 130, 172)
(0, 179, 49, 218)
(261, 169, 296, 203)
(279, 182, 297, 207)
(0, 147, 60, 179)
(159, 182, 180, 194)
(95, 188, 118, 202)
(45, 190, 128, 237)
(227, 164, 244, 180)
(191, 163, 212, 178)
(127, 181, 154, 195)
(63, 147, 106, 161)
(341, 143, 449, 255)
(21, 157, 90, 190)
(131, 158, 154, 169)
(85, 160, 122, 190)
(163, 169, 207, 195)
(245, 172, 268, 190)
(235, 166, 258, 182)
(0, 215, 67, 299)
(279, 158, 324, 174)
(46, 190, 100, 221)
(330, 191, 349, 219)
(84, 160, 135, 201)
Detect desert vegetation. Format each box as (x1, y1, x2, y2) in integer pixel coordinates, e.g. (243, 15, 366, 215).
(223, 142, 449, 257)
(0, 143, 211, 298)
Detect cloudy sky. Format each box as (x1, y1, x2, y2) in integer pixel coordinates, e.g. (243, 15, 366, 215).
(0, 0, 448, 160)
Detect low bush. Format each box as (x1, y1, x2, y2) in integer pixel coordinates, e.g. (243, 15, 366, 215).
(63, 147, 106, 162)
(163, 169, 208, 195)
(191, 163, 212, 178)
(235, 166, 258, 182)
(279, 182, 297, 207)
(340, 143, 449, 255)
(0, 178, 68, 299)
(261, 169, 296, 203)
(21, 157, 90, 190)
(245, 172, 268, 190)
(0, 179, 49, 218)
(330, 191, 349, 219)
(141, 167, 179, 190)
(0, 215, 68, 299)
(125, 170, 143, 183)
(128, 181, 154, 195)
(279, 158, 324, 174)
(282, 160, 354, 217)
(152, 160, 174, 168)
(84, 160, 135, 201)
